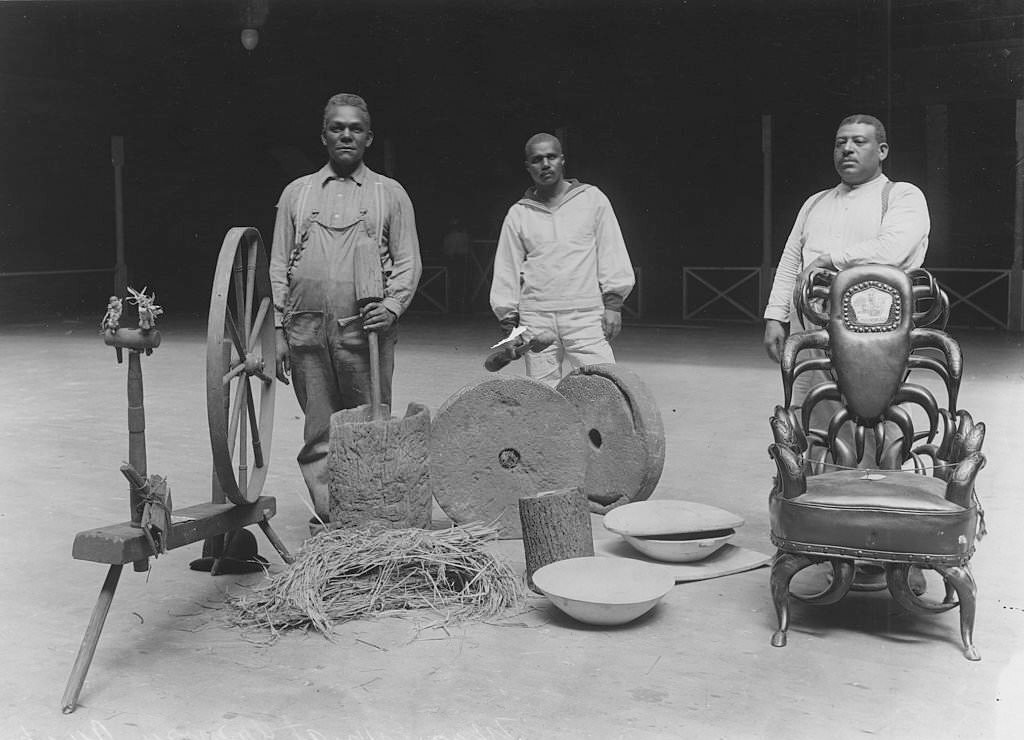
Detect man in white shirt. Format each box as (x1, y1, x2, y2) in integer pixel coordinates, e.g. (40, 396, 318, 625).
(763, 114, 930, 361)
(762, 114, 931, 592)
(490, 133, 635, 386)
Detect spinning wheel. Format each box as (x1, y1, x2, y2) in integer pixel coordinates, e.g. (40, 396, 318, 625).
(206, 227, 276, 505)
(62, 227, 293, 714)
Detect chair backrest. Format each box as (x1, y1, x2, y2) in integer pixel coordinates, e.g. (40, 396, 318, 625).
(782, 264, 961, 470)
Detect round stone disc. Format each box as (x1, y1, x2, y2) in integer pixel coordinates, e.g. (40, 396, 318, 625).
(555, 364, 666, 513)
(430, 376, 588, 538)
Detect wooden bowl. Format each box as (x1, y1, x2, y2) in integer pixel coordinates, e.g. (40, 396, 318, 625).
(621, 529, 736, 563)
(531, 556, 674, 626)
(603, 499, 744, 538)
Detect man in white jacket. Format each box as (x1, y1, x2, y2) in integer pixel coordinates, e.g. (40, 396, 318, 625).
(490, 133, 635, 386)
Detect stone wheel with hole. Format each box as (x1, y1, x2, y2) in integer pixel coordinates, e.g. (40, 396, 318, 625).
(429, 376, 588, 538)
(555, 363, 666, 514)
(206, 227, 277, 505)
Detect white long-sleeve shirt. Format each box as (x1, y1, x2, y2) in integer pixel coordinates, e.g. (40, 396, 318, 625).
(490, 182, 634, 322)
(764, 174, 930, 325)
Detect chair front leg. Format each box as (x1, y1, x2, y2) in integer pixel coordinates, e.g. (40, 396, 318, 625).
(770, 550, 819, 648)
(934, 563, 980, 661)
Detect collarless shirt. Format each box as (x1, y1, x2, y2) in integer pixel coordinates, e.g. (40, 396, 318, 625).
(764, 174, 930, 324)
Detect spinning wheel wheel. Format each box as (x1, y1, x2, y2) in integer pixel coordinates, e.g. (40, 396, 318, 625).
(206, 227, 277, 505)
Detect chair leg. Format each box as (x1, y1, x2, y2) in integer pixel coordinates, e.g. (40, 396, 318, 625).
(258, 519, 294, 564)
(770, 551, 818, 648)
(61, 564, 123, 714)
(935, 564, 980, 661)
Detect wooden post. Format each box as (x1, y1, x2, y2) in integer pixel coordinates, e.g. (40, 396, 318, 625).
(126, 351, 150, 573)
(519, 487, 594, 593)
(926, 105, 951, 266)
(1010, 99, 1024, 332)
(126, 351, 146, 526)
(112, 136, 127, 297)
(759, 114, 773, 311)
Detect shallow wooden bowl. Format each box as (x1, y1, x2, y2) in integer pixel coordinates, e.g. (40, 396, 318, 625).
(622, 529, 736, 563)
(531, 556, 674, 626)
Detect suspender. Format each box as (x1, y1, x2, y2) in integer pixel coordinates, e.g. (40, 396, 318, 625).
(807, 180, 897, 223)
(799, 180, 898, 272)
(879, 180, 894, 220)
(286, 175, 388, 284)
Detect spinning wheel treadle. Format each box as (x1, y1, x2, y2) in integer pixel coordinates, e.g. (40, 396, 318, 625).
(207, 227, 277, 505)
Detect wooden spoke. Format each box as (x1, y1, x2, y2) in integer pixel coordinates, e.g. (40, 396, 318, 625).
(246, 378, 265, 470)
(222, 361, 246, 386)
(227, 375, 246, 458)
(248, 296, 272, 350)
(207, 227, 276, 504)
(244, 240, 257, 341)
(238, 377, 249, 495)
(224, 310, 245, 357)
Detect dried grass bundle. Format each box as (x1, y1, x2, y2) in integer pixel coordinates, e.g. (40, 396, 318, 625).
(229, 523, 525, 640)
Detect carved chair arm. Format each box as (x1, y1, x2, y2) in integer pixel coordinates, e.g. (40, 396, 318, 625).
(769, 443, 807, 500)
(944, 451, 986, 510)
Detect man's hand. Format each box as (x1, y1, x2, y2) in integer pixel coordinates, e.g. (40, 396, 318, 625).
(602, 309, 622, 341)
(798, 254, 837, 294)
(763, 319, 788, 363)
(275, 328, 291, 384)
(360, 302, 396, 332)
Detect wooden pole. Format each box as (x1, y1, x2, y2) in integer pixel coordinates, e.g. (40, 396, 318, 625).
(1010, 99, 1024, 333)
(61, 564, 123, 713)
(354, 218, 386, 419)
(112, 136, 127, 297)
(126, 351, 151, 573)
(925, 105, 951, 265)
(519, 487, 594, 593)
(760, 114, 773, 311)
(126, 351, 147, 526)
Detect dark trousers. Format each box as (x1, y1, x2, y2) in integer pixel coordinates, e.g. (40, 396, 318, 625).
(286, 310, 396, 519)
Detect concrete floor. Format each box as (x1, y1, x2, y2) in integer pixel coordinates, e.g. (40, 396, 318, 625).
(1, 313, 1022, 739)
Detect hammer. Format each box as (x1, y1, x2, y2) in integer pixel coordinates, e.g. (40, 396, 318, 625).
(484, 330, 557, 372)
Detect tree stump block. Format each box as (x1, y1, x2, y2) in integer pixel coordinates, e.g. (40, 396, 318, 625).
(519, 487, 594, 593)
(328, 402, 432, 529)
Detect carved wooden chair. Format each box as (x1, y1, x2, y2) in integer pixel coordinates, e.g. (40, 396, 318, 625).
(767, 264, 987, 660)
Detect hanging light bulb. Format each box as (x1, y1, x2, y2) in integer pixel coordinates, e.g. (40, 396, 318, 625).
(239, 0, 269, 51)
(241, 28, 259, 51)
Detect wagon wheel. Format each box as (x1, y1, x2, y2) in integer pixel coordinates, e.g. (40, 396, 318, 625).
(207, 227, 277, 505)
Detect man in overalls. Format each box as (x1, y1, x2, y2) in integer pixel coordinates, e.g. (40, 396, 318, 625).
(269, 93, 422, 524)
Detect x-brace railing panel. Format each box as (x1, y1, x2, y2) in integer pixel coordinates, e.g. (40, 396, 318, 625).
(412, 265, 449, 313)
(929, 268, 1010, 330)
(683, 267, 762, 321)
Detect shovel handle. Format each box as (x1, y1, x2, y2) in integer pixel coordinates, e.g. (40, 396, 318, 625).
(368, 330, 383, 421)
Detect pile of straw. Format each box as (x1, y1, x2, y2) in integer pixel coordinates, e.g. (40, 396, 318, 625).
(229, 523, 525, 640)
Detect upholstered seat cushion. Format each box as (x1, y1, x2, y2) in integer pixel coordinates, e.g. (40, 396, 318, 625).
(770, 469, 977, 561)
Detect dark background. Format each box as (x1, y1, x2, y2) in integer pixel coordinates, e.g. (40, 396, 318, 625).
(1, 0, 1020, 321)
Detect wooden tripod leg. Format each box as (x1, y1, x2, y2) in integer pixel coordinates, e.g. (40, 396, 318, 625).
(61, 564, 124, 714)
(258, 519, 295, 564)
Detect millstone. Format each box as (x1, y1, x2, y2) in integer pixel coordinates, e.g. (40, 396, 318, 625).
(430, 376, 588, 538)
(555, 364, 666, 514)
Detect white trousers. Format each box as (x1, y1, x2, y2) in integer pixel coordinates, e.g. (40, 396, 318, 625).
(519, 307, 615, 387)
